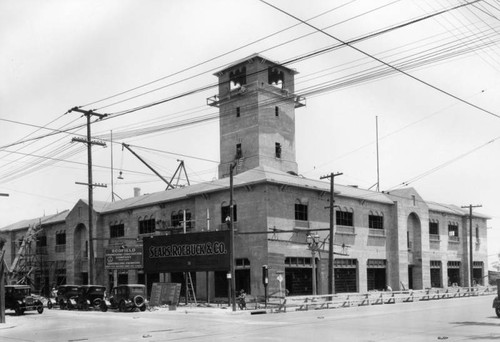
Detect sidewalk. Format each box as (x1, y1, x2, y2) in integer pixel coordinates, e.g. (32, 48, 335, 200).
(148, 303, 270, 315)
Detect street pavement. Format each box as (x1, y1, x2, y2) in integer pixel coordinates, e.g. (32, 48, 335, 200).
(1, 294, 499, 341)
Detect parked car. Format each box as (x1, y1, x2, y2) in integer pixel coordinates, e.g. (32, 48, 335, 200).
(5, 285, 44, 315)
(50, 284, 80, 310)
(76, 285, 107, 310)
(101, 284, 147, 312)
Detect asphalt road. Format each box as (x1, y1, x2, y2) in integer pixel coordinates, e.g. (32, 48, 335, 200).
(1, 295, 499, 341)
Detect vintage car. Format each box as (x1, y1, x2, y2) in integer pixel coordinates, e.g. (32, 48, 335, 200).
(101, 284, 147, 312)
(47, 284, 80, 310)
(76, 285, 107, 310)
(5, 285, 44, 315)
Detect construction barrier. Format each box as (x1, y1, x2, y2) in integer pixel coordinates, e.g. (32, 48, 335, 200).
(274, 286, 497, 313)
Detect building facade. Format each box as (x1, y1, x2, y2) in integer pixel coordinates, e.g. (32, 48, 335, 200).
(0, 54, 489, 299)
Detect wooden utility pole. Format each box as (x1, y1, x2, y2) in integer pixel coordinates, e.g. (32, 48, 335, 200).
(0, 251, 5, 323)
(69, 107, 107, 284)
(320, 172, 342, 295)
(461, 204, 482, 287)
(229, 163, 236, 311)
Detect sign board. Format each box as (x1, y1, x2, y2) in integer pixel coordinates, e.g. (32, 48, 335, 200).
(105, 246, 143, 269)
(149, 282, 182, 306)
(143, 231, 230, 273)
(277, 274, 283, 283)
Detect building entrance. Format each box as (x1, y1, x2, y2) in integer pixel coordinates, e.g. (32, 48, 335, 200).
(367, 259, 386, 291)
(334, 259, 357, 293)
(285, 268, 312, 296)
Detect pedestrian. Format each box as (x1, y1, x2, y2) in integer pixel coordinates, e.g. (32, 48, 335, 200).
(237, 289, 246, 310)
(386, 284, 392, 292)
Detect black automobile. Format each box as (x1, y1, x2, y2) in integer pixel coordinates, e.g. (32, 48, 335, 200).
(101, 284, 147, 312)
(49, 284, 80, 310)
(76, 285, 107, 310)
(5, 285, 44, 315)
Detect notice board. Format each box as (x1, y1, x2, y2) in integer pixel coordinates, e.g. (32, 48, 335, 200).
(149, 282, 182, 306)
(105, 246, 143, 269)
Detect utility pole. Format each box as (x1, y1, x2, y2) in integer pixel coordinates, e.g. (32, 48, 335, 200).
(0, 194, 7, 323)
(320, 172, 343, 295)
(461, 204, 482, 287)
(375, 116, 380, 192)
(69, 107, 107, 285)
(229, 163, 236, 311)
(0, 250, 5, 323)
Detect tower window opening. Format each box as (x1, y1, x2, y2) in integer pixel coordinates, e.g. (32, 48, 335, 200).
(268, 67, 284, 89)
(275, 143, 282, 158)
(236, 107, 240, 117)
(229, 67, 247, 90)
(275, 106, 279, 116)
(236, 143, 242, 159)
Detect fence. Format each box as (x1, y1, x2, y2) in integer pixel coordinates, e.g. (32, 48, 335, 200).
(274, 286, 497, 313)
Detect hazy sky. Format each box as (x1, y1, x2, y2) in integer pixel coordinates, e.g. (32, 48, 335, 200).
(1, 0, 500, 266)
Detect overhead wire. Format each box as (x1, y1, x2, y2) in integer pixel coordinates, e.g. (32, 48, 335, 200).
(82, 1, 358, 111)
(260, 0, 500, 120)
(2, 0, 499, 186)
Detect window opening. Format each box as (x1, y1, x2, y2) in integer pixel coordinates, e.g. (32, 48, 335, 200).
(139, 218, 156, 234)
(429, 221, 439, 235)
(110, 223, 125, 238)
(171, 211, 182, 228)
(336, 210, 353, 226)
(221, 204, 238, 223)
(236, 107, 240, 117)
(448, 223, 459, 237)
(368, 215, 383, 229)
(236, 143, 242, 159)
(268, 67, 284, 89)
(275, 142, 282, 158)
(295, 203, 308, 221)
(275, 106, 279, 116)
(229, 67, 246, 90)
(56, 231, 66, 245)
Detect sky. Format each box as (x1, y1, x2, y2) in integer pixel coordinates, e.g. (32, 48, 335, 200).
(1, 0, 500, 267)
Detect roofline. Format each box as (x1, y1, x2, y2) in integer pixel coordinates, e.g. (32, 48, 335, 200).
(213, 53, 298, 76)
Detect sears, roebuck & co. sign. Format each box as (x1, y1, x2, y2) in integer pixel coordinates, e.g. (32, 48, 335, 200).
(143, 231, 230, 273)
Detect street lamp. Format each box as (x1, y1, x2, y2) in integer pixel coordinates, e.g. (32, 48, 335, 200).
(306, 233, 320, 296)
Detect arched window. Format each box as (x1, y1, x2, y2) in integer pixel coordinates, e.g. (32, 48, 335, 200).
(336, 207, 354, 227)
(221, 202, 237, 223)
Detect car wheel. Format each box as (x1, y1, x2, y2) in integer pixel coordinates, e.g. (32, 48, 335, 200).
(82, 302, 89, 311)
(47, 301, 53, 309)
(93, 298, 102, 308)
(100, 303, 108, 312)
(133, 295, 145, 307)
(140, 305, 147, 312)
(59, 300, 66, 310)
(37, 305, 44, 314)
(496, 307, 500, 318)
(119, 301, 126, 312)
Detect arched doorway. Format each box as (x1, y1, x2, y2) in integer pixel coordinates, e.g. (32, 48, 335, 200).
(407, 213, 422, 289)
(74, 223, 89, 284)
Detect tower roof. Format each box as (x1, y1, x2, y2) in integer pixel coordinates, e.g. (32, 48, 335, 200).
(213, 53, 298, 76)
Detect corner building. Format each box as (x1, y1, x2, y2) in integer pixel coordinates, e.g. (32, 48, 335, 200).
(0, 54, 489, 299)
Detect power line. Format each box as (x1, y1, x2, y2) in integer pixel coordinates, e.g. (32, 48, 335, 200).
(260, 0, 500, 120)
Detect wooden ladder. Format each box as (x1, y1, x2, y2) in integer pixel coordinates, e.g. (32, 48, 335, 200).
(186, 272, 197, 305)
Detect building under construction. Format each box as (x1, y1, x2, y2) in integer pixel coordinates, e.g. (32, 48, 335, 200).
(0, 54, 490, 299)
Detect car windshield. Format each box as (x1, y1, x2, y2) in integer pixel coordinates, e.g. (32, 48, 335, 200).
(90, 287, 105, 293)
(15, 288, 30, 296)
(129, 286, 145, 295)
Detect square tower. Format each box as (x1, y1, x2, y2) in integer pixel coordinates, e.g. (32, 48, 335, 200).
(208, 54, 306, 178)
